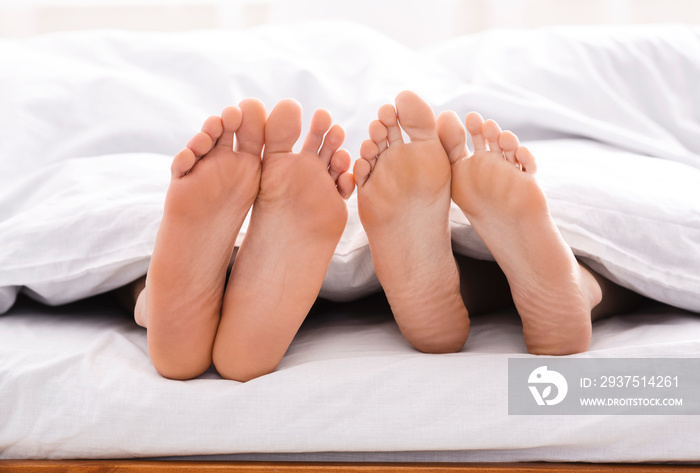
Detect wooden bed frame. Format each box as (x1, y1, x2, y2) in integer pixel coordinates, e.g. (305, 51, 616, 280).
(1, 461, 698, 472)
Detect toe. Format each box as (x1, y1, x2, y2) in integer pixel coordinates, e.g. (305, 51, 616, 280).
(394, 90, 437, 142)
(172, 147, 196, 178)
(515, 146, 537, 173)
(465, 112, 487, 152)
(378, 103, 403, 146)
(369, 119, 388, 155)
(337, 172, 355, 200)
(498, 130, 520, 165)
(353, 157, 372, 188)
(264, 99, 302, 155)
(201, 115, 224, 144)
(360, 139, 380, 171)
(437, 111, 468, 165)
(482, 119, 503, 154)
(216, 106, 242, 150)
(301, 108, 332, 155)
(319, 124, 346, 166)
(235, 99, 266, 156)
(329, 148, 351, 181)
(187, 131, 214, 158)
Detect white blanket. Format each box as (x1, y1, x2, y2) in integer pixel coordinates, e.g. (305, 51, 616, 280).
(0, 22, 699, 313)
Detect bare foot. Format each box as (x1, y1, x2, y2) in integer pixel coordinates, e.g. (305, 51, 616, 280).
(438, 111, 601, 355)
(354, 91, 470, 354)
(212, 100, 354, 382)
(141, 100, 266, 380)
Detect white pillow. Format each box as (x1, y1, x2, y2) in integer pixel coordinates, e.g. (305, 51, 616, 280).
(425, 25, 700, 170)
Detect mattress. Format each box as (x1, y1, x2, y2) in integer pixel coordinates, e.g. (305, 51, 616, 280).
(1, 294, 699, 461)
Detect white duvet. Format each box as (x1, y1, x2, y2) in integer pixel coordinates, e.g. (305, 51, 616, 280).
(0, 22, 699, 313)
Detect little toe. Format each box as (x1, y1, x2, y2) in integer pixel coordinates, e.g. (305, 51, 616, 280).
(515, 146, 537, 173)
(437, 111, 468, 165)
(235, 99, 266, 156)
(482, 120, 503, 155)
(201, 115, 224, 144)
(360, 139, 380, 171)
(265, 99, 303, 155)
(498, 130, 520, 165)
(353, 156, 372, 188)
(319, 124, 346, 166)
(465, 112, 487, 152)
(172, 147, 197, 178)
(187, 131, 214, 158)
(378, 104, 403, 146)
(329, 148, 351, 181)
(369, 119, 388, 155)
(217, 106, 242, 150)
(301, 109, 333, 155)
(394, 90, 437, 142)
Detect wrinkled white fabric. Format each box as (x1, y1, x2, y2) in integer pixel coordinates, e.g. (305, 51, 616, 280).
(0, 22, 698, 312)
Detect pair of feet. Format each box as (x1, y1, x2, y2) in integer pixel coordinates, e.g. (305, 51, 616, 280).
(138, 91, 602, 381)
(355, 91, 600, 356)
(139, 98, 354, 381)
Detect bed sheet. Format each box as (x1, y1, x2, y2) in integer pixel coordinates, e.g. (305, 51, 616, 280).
(1, 295, 699, 461)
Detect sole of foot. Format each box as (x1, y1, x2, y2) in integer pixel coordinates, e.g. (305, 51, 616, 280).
(143, 99, 267, 380)
(212, 99, 354, 381)
(437, 110, 601, 355)
(354, 91, 470, 354)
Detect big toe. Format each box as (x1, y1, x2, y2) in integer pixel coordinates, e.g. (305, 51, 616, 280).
(395, 90, 437, 142)
(265, 99, 302, 155)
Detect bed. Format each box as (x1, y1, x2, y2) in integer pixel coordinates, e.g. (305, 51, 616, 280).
(1, 21, 699, 471)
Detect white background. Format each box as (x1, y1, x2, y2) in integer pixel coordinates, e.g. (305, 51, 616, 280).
(1, 0, 700, 46)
